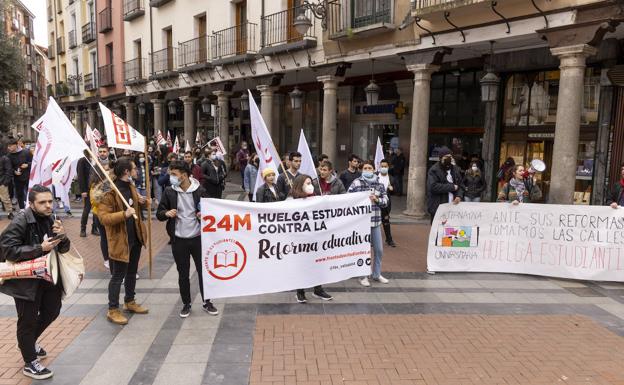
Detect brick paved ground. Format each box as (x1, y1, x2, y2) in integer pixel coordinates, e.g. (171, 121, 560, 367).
(0, 316, 92, 385)
(250, 314, 624, 385)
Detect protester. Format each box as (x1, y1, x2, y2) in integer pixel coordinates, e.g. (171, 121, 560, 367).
(377, 159, 396, 247)
(98, 157, 149, 325)
(498, 164, 542, 204)
(276, 152, 301, 198)
(278, 154, 290, 175)
(77, 153, 99, 237)
(200, 149, 226, 199)
(497, 157, 516, 187)
(348, 161, 389, 286)
(236, 141, 250, 190)
(0, 143, 14, 219)
(158, 152, 178, 191)
(90, 163, 112, 270)
(426, 149, 463, 221)
(134, 152, 148, 197)
(316, 154, 329, 174)
(0, 185, 70, 380)
(255, 168, 284, 202)
(183, 151, 203, 182)
(8, 136, 32, 210)
(389, 148, 406, 195)
(315, 160, 345, 195)
(461, 161, 486, 202)
(156, 160, 219, 318)
(288, 174, 333, 303)
(339, 154, 361, 190)
(151, 147, 165, 204)
(243, 153, 259, 202)
(609, 163, 624, 209)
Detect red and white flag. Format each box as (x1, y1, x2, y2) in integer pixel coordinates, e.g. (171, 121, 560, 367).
(100, 102, 145, 152)
(155, 130, 167, 146)
(166, 131, 173, 150)
(185, 140, 191, 153)
(84, 124, 103, 154)
(249, 89, 281, 201)
(172, 136, 180, 154)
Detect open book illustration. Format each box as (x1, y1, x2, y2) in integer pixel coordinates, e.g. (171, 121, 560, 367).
(214, 250, 238, 269)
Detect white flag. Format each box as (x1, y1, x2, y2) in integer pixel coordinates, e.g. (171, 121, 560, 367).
(84, 124, 99, 154)
(185, 140, 191, 153)
(28, 128, 54, 191)
(155, 130, 167, 146)
(100, 102, 145, 152)
(374, 137, 384, 171)
(53, 160, 77, 209)
(173, 136, 180, 154)
(196, 131, 202, 145)
(297, 129, 318, 180)
(250, 89, 281, 201)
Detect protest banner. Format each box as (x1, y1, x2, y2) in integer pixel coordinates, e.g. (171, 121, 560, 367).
(201, 192, 374, 298)
(428, 202, 624, 282)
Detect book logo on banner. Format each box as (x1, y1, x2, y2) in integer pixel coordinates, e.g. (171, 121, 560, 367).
(112, 113, 132, 145)
(204, 239, 247, 280)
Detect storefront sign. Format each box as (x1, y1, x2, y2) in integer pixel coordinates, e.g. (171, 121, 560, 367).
(428, 203, 624, 282)
(528, 133, 555, 139)
(355, 102, 408, 119)
(201, 193, 373, 298)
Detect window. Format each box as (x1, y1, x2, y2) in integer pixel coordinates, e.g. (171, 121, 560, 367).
(429, 71, 484, 128)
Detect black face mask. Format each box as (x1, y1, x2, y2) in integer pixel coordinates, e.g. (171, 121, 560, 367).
(441, 158, 452, 170)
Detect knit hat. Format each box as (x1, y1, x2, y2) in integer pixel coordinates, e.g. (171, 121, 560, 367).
(437, 148, 452, 158)
(262, 168, 276, 179)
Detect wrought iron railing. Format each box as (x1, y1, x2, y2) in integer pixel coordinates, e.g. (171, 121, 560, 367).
(178, 36, 210, 68)
(56, 36, 65, 54)
(328, 0, 392, 36)
(211, 22, 257, 59)
(261, 5, 316, 48)
(99, 7, 112, 33)
(68, 30, 77, 48)
(123, 0, 145, 21)
(98, 64, 115, 86)
(82, 22, 96, 43)
(68, 79, 80, 95)
(84, 73, 96, 91)
(55, 82, 68, 97)
(150, 47, 177, 76)
(124, 58, 147, 83)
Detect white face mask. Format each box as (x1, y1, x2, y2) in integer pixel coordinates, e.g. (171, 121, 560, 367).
(303, 184, 314, 195)
(471, 166, 478, 172)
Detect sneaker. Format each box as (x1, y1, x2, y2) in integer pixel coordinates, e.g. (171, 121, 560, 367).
(312, 289, 333, 301)
(359, 277, 371, 287)
(202, 300, 219, 315)
(23, 359, 53, 380)
(296, 290, 307, 303)
(107, 308, 128, 325)
(136, 273, 140, 280)
(79, 230, 87, 238)
(124, 300, 149, 314)
(103, 260, 110, 270)
(91, 227, 100, 236)
(35, 343, 46, 358)
(179, 304, 191, 318)
(386, 240, 397, 247)
(65, 211, 73, 218)
(373, 275, 389, 284)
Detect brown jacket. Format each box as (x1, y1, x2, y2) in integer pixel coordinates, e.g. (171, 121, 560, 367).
(98, 181, 147, 263)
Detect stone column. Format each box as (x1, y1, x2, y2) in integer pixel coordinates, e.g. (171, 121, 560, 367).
(257, 85, 275, 139)
(124, 102, 136, 130)
(481, 77, 500, 202)
(151, 99, 165, 137)
(180, 96, 197, 144)
(404, 64, 439, 218)
(138, 109, 146, 136)
(75, 108, 84, 135)
(317, 75, 343, 163)
(213, 90, 231, 153)
(88, 104, 98, 131)
(548, 44, 597, 204)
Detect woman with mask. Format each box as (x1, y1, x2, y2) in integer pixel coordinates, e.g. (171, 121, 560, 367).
(289, 175, 333, 303)
(498, 164, 542, 204)
(255, 168, 284, 202)
(348, 161, 389, 286)
(461, 162, 486, 202)
(134, 153, 148, 197)
(243, 153, 259, 202)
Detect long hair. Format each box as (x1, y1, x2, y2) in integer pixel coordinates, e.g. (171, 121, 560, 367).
(289, 174, 313, 199)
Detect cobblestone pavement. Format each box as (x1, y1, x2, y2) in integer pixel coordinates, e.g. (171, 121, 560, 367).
(0, 181, 622, 384)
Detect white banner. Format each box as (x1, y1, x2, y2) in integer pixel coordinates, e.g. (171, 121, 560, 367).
(201, 193, 374, 298)
(100, 102, 145, 152)
(428, 203, 624, 282)
(297, 129, 318, 180)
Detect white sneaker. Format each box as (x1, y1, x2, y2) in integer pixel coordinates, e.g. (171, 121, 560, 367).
(359, 277, 370, 287)
(103, 260, 110, 269)
(374, 275, 389, 284)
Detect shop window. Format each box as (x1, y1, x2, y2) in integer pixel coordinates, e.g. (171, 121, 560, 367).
(429, 71, 483, 128)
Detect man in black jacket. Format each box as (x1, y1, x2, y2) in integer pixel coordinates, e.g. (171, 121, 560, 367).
(156, 161, 218, 318)
(389, 148, 406, 196)
(0, 185, 70, 380)
(0, 144, 14, 219)
(276, 152, 301, 198)
(200, 149, 226, 198)
(7, 137, 32, 210)
(339, 154, 361, 191)
(426, 149, 463, 222)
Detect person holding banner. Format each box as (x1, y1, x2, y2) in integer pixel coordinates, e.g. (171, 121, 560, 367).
(339, 154, 361, 191)
(289, 174, 334, 303)
(98, 157, 149, 325)
(315, 161, 346, 195)
(426, 149, 463, 222)
(276, 152, 302, 198)
(255, 168, 284, 202)
(608, 163, 624, 208)
(0, 185, 70, 380)
(348, 161, 390, 286)
(156, 160, 219, 318)
(497, 164, 542, 204)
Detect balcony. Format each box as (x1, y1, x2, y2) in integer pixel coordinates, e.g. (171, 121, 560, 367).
(68, 30, 77, 49)
(84, 73, 97, 91)
(98, 64, 115, 87)
(99, 7, 112, 33)
(328, 0, 395, 39)
(47, 6, 53, 21)
(68, 79, 80, 96)
(55, 82, 69, 97)
(124, 58, 148, 85)
(149, 0, 173, 7)
(47, 45, 55, 59)
(56, 36, 65, 54)
(178, 36, 212, 73)
(82, 22, 96, 43)
(124, 0, 145, 21)
(149, 47, 178, 80)
(259, 5, 317, 56)
(210, 22, 258, 66)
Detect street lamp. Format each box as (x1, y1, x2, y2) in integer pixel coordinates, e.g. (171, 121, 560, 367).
(365, 58, 380, 106)
(240, 92, 249, 112)
(480, 72, 500, 103)
(138, 102, 146, 116)
(293, 13, 313, 35)
(292, 0, 338, 34)
(167, 100, 176, 115)
(201, 97, 211, 115)
(289, 87, 303, 110)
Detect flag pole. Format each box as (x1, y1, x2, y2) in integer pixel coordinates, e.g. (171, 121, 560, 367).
(144, 143, 153, 280)
(83, 148, 138, 220)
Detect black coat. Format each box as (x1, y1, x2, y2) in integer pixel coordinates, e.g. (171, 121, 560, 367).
(8, 149, 32, 184)
(461, 172, 486, 199)
(200, 159, 226, 198)
(76, 157, 92, 194)
(0, 155, 13, 186)
(255, 183, 284, 202)
(426, 163, 464, 217)
(390, 153, 406, 176)
(0, 208, 70, 301)
(156, 185, 206, 243)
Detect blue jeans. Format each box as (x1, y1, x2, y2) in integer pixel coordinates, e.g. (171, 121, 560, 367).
(371, 225, 383, 278)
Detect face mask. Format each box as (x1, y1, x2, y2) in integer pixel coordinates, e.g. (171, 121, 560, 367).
(379, 167, 388, 175)
(362, 171, 374, 179)
(169, 175, 181, 186)
(303, 184, 314, 195)
(441, 158, 452, 170)
(471, 166, 478, 172)
(139, 158, 145, 164)
(210, 155, 217, 160)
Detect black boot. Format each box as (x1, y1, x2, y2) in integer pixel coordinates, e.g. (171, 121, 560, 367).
(91, 226, 100, 236)
(383, 223, 396, 247)
(79, 227, 87, 237)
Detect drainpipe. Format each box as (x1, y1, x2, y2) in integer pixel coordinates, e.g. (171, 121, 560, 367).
(53, 0, 60, 90)
(260, 0, 265, 48)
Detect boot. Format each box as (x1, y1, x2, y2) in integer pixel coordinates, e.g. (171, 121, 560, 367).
(107, 309, 128, 325)
(79, 227, 87, 238)
(91, 226, 100, 236)
(383, 223, 396, 247)
(124, 300, 149, 314)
